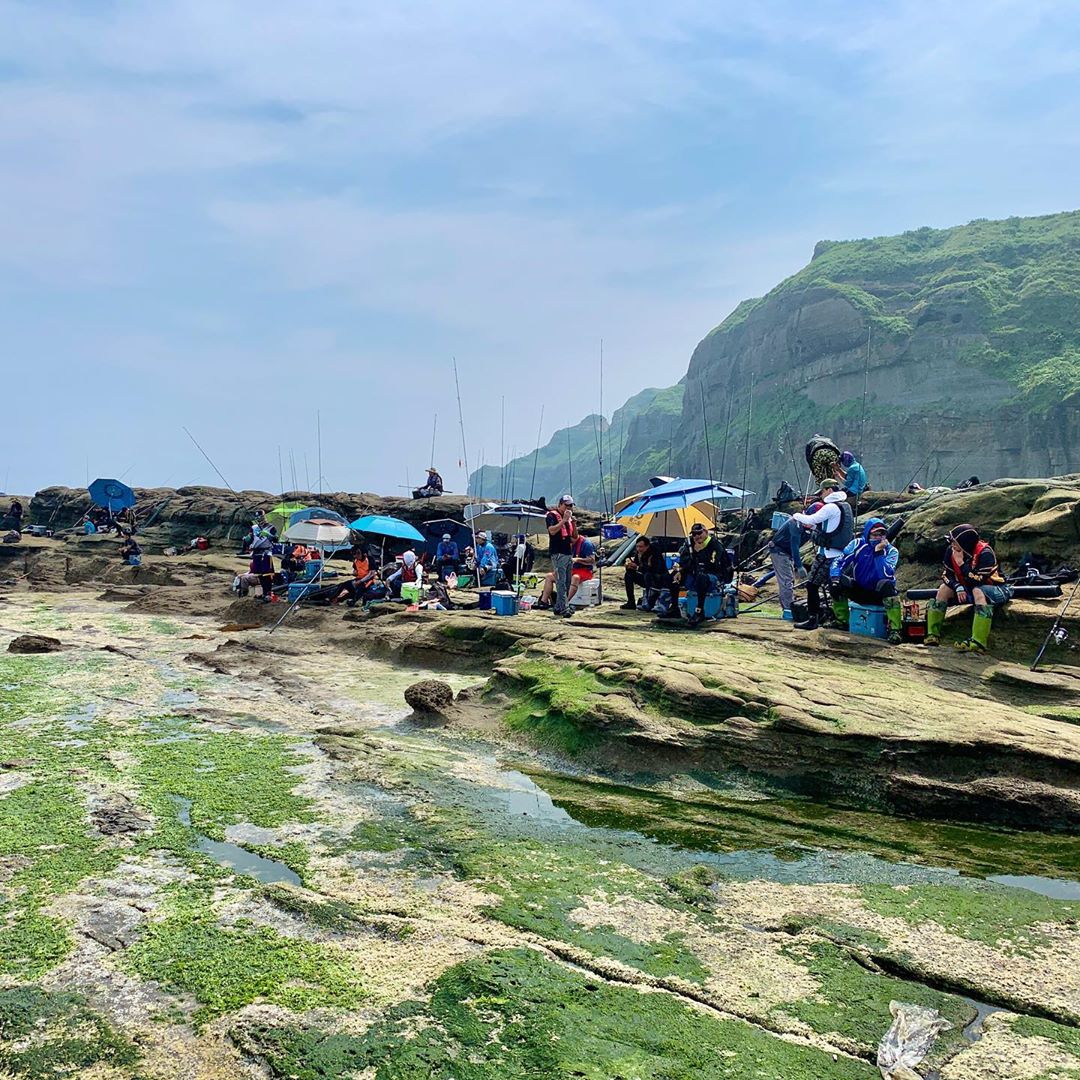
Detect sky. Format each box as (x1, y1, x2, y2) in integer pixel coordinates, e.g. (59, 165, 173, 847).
(4, 0, 1080, 497)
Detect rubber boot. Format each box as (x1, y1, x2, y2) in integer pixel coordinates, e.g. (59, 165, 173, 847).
(883, 596, 903, 644)
(925, 599, 947, 646)
(832, 596, 850, 629)
(964, 605, 993, 653)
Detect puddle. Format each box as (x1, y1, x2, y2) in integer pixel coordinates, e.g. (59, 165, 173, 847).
(486, 769, 577, 827)
(986, 873, 1080, 899)
(162, 689, 199, 706)
(172, 796, 300, 886)
(962, 999, 1003, 1042)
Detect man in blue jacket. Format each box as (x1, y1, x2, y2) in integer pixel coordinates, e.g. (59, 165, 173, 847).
(833, 517, 901, 643)
(435, 534, 460, 580)
(841, 451, 868, 500)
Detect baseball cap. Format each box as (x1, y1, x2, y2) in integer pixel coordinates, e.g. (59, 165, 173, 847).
(690, 523, 707, 535)
(819, 478, 843, 491)
(560, 494, 574, 505)
(442, 533, 451, 541)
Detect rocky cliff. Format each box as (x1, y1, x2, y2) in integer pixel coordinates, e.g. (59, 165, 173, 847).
(481, 209, 1080, 506)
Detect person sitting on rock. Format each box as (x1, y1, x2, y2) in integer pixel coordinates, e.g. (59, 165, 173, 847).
(833, 518, 902, 643)
(332, 545, 380, 606)
(386, 549, 424, 597)
(791, 478, 854, 631)
(119, 535, 142, 566)
(672, 522, 733, 628)
(926, 524, 1013, 652)
(412, 467, 444, 499)
(473, 530, 500, 588)
(435, 533, 460, 580)
(3, 498, 24, 535)
(500, 534, 535, 586)
(621, 536, 673, 613)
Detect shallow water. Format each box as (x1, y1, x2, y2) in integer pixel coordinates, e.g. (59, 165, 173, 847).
(172, 796, 301, 886)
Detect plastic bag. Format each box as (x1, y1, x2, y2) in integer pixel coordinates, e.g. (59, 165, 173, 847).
(877, 1001, 952, 1079)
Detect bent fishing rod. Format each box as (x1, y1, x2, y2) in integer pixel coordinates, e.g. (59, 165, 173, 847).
(1031, 585, 1078, 671)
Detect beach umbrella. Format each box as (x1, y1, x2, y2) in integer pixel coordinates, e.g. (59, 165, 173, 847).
(611, 489, 720, 539)
(615, 478, 753, 521)
(266, 502, 306, 533)
(289, 506, 349, 528)
(348, 514, 425, 543)
(88, 478, 136, 511)
(282, 519, 351, 546)
(463, 502, 498, 523)
(473, 502, 548, 537)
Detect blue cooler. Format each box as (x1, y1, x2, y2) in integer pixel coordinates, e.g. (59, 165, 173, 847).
(664, 552, 679, 573)
(849, 601, 887, 639)
(491, 591, 518, 616)
(288, 581, 316, 603)
(601, 523, 627, 540)
(302, 561, 322, 581)
(680, 591, 722, 619)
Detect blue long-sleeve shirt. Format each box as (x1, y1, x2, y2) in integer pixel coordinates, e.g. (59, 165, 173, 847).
(476, 542, 499, 573)
(844, 460, 868, 496)
(436, 541, 459, 563)
(769, 516, 807, 570)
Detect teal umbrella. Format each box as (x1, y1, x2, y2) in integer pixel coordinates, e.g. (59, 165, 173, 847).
(349, 514, 424, 543)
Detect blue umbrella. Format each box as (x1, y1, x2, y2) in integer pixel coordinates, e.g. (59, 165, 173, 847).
(88, 478, 136, 511)
(349, 514, 425, 543)
(614, 478, 753, 519)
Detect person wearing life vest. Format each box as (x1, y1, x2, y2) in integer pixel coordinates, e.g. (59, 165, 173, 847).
(673, 523, 733, 627)
(833, 518, 902, 643)
(926, 524, 1013, 651)
(332, 545, 380, 606)
(250, 534, 277, 603)
(386, 548, 424, 597)
(791, 478, 854, 631)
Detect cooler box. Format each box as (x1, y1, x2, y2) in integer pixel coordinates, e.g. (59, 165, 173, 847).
(401, 583, 421, 603)
(302, 560, 323, 580)
(288, 581, 316, 602)
(569, 578, 600, 607)
(601, 523, 626, 540)
(679, 585, 737, 621)
(478, 591, 493, 611)
(771, 511, 791, 530)
(491, 591, 519, 616)
(849, 601, 887, 639)
(664, 552, 679, 573)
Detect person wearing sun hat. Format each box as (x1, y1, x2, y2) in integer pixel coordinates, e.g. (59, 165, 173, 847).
(412, 467, 444, 499)
(926, 523, 1012, 651)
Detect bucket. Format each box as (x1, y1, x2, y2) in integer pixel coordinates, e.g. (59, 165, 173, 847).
(601, 523, 627, 541)
(401, 583, 421, 604)
(478, 591, 493, 611)
(771, 511, 791, 530)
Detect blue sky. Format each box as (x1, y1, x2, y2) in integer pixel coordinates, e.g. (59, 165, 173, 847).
(4, 0, 1080, 497)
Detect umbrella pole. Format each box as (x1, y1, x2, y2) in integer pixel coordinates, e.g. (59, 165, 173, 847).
(269, 542, 328, 634)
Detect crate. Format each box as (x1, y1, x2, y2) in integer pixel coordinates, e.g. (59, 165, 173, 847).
(771, 511, 791, 530)
(849, 601, 887, 639)
(401, 583, 421, 603)
(491, 591, 519, 616)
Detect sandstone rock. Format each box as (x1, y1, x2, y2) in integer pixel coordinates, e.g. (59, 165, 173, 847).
(7, 633, 63, 653)
(405, 679, 455, 715)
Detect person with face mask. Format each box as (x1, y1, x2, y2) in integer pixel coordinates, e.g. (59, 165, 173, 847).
(926, 524, 1012, 651)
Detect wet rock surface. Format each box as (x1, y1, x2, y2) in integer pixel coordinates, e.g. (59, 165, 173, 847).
(0, 575, 1076, 1080)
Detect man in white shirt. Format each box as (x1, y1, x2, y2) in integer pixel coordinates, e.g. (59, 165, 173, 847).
(791, 478, 854, 630)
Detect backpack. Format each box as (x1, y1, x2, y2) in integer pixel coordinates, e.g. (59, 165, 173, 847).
(805, 435, 839, 468)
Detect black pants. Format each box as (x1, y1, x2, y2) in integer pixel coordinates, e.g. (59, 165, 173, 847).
(625, 569, 647, 604)
(837, 580, 897, 605)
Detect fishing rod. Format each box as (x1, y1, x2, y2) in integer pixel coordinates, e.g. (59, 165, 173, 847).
(528, 405, 545, 503)
(740, 373, 754, 516)
(776, 393, 802, 492)
(901, 444, 940, 495)
(316, 411, 323, 498)
(616, 409, 624, 501)
(277, 446, 285, 501)
(452, 357, 480, 572)
(718, 384, 734, 481)
(1031, 585, 1078, 671)
(183, 427, 253, 542)
(566, 425, 573, 497)
(699, 383, 717, 528)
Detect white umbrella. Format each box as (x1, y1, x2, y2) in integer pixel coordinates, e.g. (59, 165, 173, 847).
(473, 502, 548, 537)
(282, 519, 351, 546)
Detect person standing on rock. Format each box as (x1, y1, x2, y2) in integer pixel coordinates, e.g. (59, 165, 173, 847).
(768, 514, 809, 621)
(4, 498, 24, 535)
(791, 478, 853, 631)
(250, 533, 277, 603)
(545, 495, 577, 617)
(925, 524, 1012, 652)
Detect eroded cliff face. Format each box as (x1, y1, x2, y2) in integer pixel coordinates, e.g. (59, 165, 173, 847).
(498, 209, 1080, 505)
